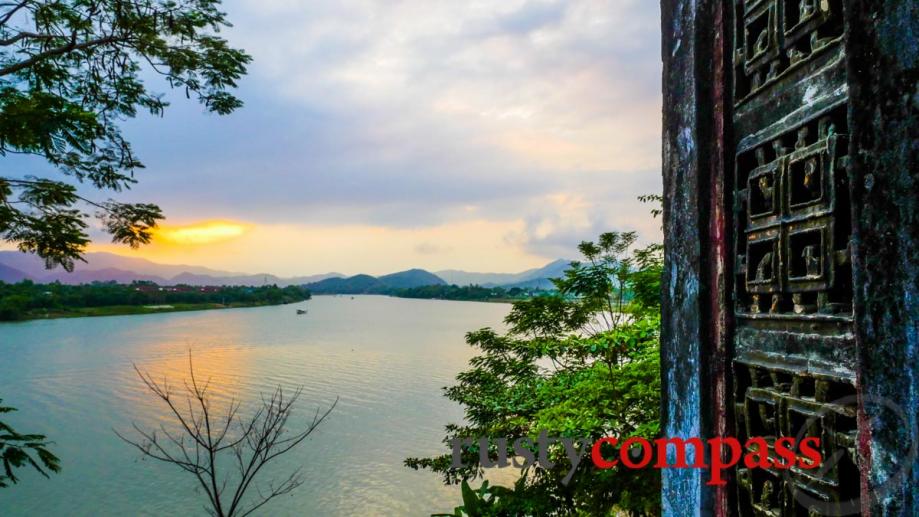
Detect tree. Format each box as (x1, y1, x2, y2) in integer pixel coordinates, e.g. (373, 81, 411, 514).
(0, 0, 251, 270)
(116, 354, 336, 517)
(0, 399, 61, 487)
(406, 231, 663, 516)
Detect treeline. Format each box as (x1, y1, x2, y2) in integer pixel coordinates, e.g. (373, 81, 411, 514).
(0, 281, 311, 321)
(391, 284, 545, 302)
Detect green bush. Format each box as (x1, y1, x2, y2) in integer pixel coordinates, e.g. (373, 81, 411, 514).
(407, 232, 663, 516)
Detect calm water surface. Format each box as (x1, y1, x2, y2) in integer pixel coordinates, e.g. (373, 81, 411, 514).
(0, 295, 510, 516)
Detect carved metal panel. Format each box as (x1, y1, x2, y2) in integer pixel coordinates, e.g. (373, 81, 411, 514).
(730, 0, 858, 514)
(733, 362, 860, 515)
(734, 0, 845, 104)
(735, 107, 851, 319)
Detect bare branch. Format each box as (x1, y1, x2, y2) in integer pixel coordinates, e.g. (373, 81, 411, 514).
(116, 353, 335, 517)
(238, 467, 305, 517)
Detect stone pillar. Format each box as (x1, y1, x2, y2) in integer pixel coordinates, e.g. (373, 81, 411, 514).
(846, 3, 919, 513)
(660, 0, 717, 513)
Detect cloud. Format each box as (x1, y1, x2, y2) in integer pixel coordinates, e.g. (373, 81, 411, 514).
(93, 220, 548, 276)
(108, 0, 662, 272)
(504, 170, 664, 258)
(497, 1, 568, 34)
(414, 242, 454, 255)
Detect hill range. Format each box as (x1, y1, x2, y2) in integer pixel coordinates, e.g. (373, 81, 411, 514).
(0, 251, 570, 292)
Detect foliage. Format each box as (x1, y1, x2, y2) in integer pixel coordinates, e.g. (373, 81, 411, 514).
(116, 354, 337, 517)
(0, 0, 251, 270)
(394, 284, 545, 303)
(0, 399, 60, 487)
(432, 479, 527, 517)
(307, 275, 547, 301)
(0, 280, 310, 320)
(406, 231, 663, 516)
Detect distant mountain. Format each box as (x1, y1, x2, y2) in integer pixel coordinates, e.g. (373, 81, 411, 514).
(377, 269, 445, 289)
(499, 277, 558, 290)
(307, 274, 384, 294)
(170, 272, 280, 286)
(0, 249, 568, 291)
(286, 273, 345, 285)
(0, 263, 29, 283)
(0, 251, 342, 287)
(42, 268, 168, 285)
(167, 271, 342, 287)
(306, 269, 446, 294)
(0, 251, 244, 279)
(434, 269, 511, 286)
(436, 259, 571, 288)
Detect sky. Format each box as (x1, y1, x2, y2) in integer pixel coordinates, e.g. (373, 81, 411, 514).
(12, 0, 664, 277)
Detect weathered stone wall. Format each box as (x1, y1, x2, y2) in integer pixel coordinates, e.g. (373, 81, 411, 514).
(847, 2, 918, 513)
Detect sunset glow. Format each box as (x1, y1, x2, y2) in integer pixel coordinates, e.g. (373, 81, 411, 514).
(154, 221, 249, 245)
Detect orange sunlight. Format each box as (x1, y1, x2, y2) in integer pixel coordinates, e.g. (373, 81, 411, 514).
(153, 221, 249, 246)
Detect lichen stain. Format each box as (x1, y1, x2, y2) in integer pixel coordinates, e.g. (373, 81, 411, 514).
(803, 84, 819, 106)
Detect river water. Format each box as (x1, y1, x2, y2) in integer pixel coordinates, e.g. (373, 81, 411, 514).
(0, 295, 511, 516)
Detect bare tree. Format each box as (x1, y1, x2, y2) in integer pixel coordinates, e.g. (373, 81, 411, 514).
(115, 354, 336, 517)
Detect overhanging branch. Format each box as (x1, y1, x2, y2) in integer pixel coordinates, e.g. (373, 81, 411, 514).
(0, 34, 123, 76)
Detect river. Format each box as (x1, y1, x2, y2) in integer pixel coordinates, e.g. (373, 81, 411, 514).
(0, 295, 511, 516)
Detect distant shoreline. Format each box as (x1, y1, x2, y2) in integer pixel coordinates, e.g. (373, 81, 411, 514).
(0, 282, 311, 323)
(313, 293, 519, 304)
(2, 300, 298, 323)
(396, 296, 518, 304)
(2, 294, 518, 323)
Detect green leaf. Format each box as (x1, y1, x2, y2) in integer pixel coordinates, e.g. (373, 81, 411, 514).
(460, 480, 481, 516)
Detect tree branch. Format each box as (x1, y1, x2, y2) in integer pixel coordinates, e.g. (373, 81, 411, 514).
(0, 0, 29, 27)
(0, 34, 123, 76)
(117, 354, 335, 517)
(0, 30, 59, 46)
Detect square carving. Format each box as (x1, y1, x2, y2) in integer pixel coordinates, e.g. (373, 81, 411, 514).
(734, 107, 851, 318)
(745, 388, 782, 439)
(787, 226, 825, 280)
(786, 219, 833, 294)
(787, 153, 825, 208)
(749, 165, 781, 220)
(746, 236, 781, 293)
(744, 1, 780, 71)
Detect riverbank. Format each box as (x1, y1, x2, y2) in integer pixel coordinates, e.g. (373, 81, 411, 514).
(3, 300, 301, 322)
(388, 284, 546, 304)
(315, 293, 521, 304)
(394, 295, 520, 304)
(0, 282, 312, 322)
